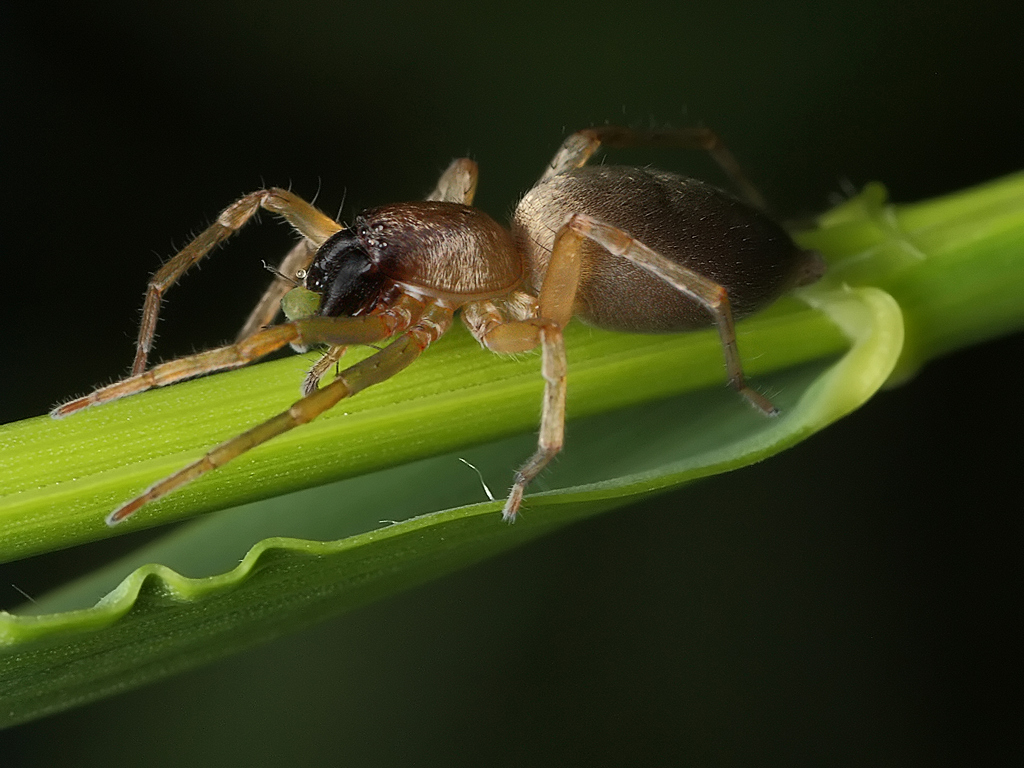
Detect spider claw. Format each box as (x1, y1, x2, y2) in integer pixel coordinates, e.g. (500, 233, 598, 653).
(51, 396, 91, 419)
(106, 497, 143, 526)
(501, 485, 524, 523)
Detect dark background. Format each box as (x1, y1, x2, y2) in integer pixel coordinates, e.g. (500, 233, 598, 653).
(2, 1, 1022, 765)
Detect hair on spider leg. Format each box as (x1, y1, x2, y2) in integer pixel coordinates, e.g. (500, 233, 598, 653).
(51, 368, 140, 419)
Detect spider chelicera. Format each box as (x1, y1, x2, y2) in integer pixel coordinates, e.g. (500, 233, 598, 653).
(53, 126, 824, 526)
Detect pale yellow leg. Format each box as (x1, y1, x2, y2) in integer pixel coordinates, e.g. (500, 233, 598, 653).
(566, 213, 777, 415)
(106, 303, 453, 525)
(472, 224, 586, 520)
(133, 188, 341, 374)
(302, 344, 348, 397)
(53, 297, 425, 418)
(426, 158, 479, 205)
(498, 324, 567, 521)
(474, 207, 777, 521)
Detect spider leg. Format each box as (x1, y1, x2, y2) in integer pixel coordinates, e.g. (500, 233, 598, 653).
(106, 302, 454, 526)
(134, 188, 341, 375)
(567, 213, 778, 415)
(426, 158, 479, 205)
(470, 224, 584, 521)
(476, 210, 777, 521)
(541, 126, 767, 211)
(302, 343, 347, 397)
(52, 295, 426, 418)
(499, 323, 567, 522)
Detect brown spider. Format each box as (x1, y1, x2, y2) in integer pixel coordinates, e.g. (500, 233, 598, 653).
(52, 126, 824, 526)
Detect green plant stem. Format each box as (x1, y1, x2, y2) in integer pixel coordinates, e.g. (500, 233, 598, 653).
(798, 172, 1024, 380)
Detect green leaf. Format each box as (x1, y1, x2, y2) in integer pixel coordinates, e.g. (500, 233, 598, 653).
(1, 173, 1023, 727)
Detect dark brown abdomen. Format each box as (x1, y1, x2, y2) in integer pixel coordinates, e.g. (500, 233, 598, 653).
(512, 166, 817, 333)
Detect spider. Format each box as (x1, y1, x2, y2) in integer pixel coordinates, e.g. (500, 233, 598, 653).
(52, 126, 825, 527)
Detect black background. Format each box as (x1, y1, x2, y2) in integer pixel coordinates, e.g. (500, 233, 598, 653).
(2, 1, 1022, 765)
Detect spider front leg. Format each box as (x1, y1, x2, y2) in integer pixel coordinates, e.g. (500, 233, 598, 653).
(105, 301, 454, 525)
(133, 188, 342, 375)
(52, 295, 427, 418)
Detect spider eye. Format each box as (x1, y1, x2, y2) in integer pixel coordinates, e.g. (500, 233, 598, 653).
(306, 228, 386, 316)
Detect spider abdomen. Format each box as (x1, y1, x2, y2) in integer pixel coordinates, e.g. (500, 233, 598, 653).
(512, 165, 818, 333)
